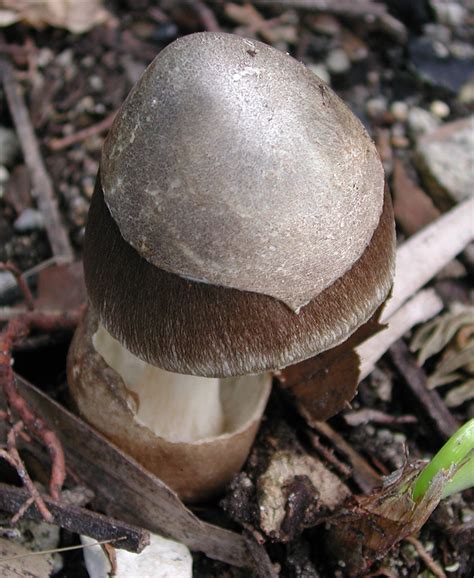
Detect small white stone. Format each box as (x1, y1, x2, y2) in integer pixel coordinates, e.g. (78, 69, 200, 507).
(308, 63, 330, 85)
(82, 533, 193, 578)
(366, 97, 387, 119)
(390, 101, 409, 122)
(326, 48, 351, 75)
(458, 81, 474, 104)
(14, 208, 45, 233)
(407, 107, 440, 137)
(430, 100, 450, 118)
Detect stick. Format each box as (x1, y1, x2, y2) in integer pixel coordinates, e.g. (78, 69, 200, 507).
(309, 420, 380, 493)
(358, 289, 443, 381)
(47, 112, 116, 151)
(0, 59, 73, 262)
(251, 0, 406, 41)
(383, 197, 474, 320)
(389, 341, 459, 440)
(0, 482, 149, 553)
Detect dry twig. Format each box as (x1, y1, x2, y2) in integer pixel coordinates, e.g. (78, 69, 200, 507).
(389, 341, 459, 440)
(0, 423, 53, 523)
(0, 263, 34, 311)
(47, 112, 116, 151)
(405, 536, 447, 578)
(0, 482, 149, 553)
(0, 58, 73, 261)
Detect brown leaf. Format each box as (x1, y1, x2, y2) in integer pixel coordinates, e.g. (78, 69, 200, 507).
(0, 0, 109, 34)
(277, 304, 386, 421)
(324, 462, 448, 576)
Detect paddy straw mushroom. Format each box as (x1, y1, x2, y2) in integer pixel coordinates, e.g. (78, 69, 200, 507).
(67, 32, 396, 502)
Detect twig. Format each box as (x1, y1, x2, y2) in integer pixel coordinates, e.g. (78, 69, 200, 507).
(47, 112, 116, 151)
(251, 0, 407, 41)
(405, 536, 447, 578)
(308, 420, 380, 493)
(0, 58, 73, 262)
(0, 482, 150, 553)
(358, 289, 443, 381)
(0, 423, 53, 523)
(306, 431, 352, 478)
(0, 263, 34, 311)
(389, 341, 459, 440)
(0, 311, 82, 500)
(384, 197, 474, 319)
(192, 0, 221, 31)
(343, 409, 417, 427)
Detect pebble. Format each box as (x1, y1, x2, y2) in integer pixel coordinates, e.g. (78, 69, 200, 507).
(326, 48, 351, 75)
(14, 208, 45, 233)
(416, 115, 474, 204)
(82, 533, 193, 578)
(430, 100, 450, 118)
(390, 101, 409, 123)
(0, 127, 20, 167)
(431, 0, 467, 27)
(308, 63, 330, 85)
(0, 166, 9, 197)
(407, 106, 440, 138)
(366, 97, 387, 119)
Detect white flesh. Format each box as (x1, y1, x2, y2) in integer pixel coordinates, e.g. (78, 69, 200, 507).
(93, 325, 224, 442)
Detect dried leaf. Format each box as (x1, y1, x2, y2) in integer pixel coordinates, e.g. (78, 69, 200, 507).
(0, 375, 275, 575)
(411, 305, 474, 407)
(410, 304, 474, 365)
(324, 462, 449, 576)
(445, 380, 474, 408)
(277, 305, 386, 421)
(0, 0, 109, 33)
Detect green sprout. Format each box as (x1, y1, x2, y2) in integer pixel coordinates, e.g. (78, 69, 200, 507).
(412, 418, 474, 501)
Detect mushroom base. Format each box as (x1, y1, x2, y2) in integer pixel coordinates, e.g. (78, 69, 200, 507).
(67, 308, 272, 502)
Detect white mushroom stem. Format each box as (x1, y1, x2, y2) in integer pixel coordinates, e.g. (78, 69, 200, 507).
(92, 326, 225, 443)
(358, 197, 474, 381)
(383, 196, 474, 320)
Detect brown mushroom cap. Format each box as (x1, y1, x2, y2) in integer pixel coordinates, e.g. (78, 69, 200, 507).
(84, 179, 394, 377)
(84, 32, 396, 377)
(100, 32, 384, 312)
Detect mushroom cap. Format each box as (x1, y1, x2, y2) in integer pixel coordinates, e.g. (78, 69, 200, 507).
(84, 31, 396, 377)
(84, 179, 395, 377)
(100, 32, 384, 312)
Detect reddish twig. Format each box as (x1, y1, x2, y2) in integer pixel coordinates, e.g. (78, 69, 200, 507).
(306, 430, 352, 478)
(0, 308, 81, 502)
(0, 422, 53, 523)
(47, 111, 116, 151)
(192, 0, 221, 31)
(405, 536, 447, 578)
(0, 262, 34, 311)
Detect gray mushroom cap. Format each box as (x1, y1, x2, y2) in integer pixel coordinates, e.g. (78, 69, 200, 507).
(100, 32, 384, 312)
(85, 32, 395, 377)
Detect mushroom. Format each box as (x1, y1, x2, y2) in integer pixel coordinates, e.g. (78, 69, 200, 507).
(67, 32, 395, 502)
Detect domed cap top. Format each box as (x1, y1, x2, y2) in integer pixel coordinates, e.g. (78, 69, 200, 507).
(101, 32, 384, 311)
